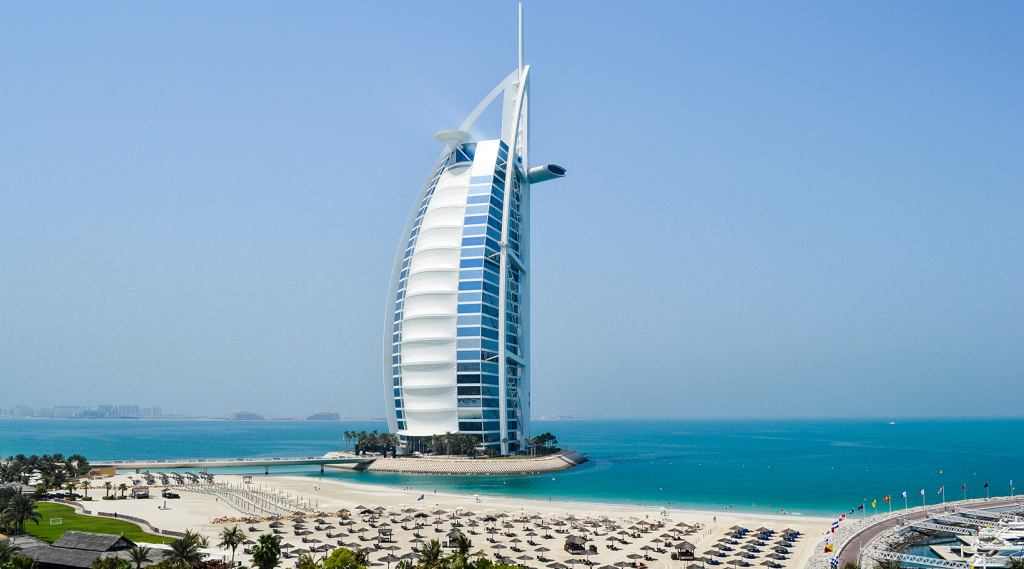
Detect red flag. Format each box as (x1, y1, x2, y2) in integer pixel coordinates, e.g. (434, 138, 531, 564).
(962, 484, 965, 490)
(883, 495, 890, 502)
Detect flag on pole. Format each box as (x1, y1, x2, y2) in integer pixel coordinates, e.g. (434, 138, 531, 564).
(830, 558, 840, 569)
(417, 495, 424, 501)
(871, 499, 877, 508)
(919, 489, 925, 496)
(857, 504, 863, 510)
(961, 484, 965, 490)
(985, 482, 989, 488)
(825, 544, 834, 553)
(938, 486, 944, 494)
(901, 491, 907, 498)
(883, 495, 890, 502)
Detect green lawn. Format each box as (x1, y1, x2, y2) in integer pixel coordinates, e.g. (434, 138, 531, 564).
(24, 503, 172, 545)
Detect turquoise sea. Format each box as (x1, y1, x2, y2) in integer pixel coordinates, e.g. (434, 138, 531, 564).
(2, 419, 1022, 518)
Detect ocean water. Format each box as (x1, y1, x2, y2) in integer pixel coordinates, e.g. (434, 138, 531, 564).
(2, 418, 1022, 517)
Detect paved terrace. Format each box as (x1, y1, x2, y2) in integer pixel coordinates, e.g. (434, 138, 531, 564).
(354, 449, 589, 474)
(92, 456, 374, 473)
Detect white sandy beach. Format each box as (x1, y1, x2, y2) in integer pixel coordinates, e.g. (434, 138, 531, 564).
(79, 473, 830, 569)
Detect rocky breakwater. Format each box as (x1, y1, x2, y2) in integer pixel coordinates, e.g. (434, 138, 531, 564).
(328, 450, 588, 475)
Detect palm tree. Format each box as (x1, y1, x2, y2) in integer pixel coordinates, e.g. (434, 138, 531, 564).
(66, 482, 78, 499)
(452, 534, 472, 558)
(8, 556, 39, 569)
(1005, 557, 1024, 569)
(118, 483, 128, 498)
(352, 549, 369, 567)
(876, 561, 902, 569)
(1, 494, 42, 535)
(104, 482, 113, 498)
(66, 455, 90, 477)
(395, 561, 413, 569)
(46, 468, 68, 491)
(250, 533, 281, 569)
(81, 480, 91, 498)
(164, 536, 204, 569)
(841, 562, 861, 569)
(419, 539, 442, 569)
(0, 488, 17, 533)
(296, 552, 322, 569)
(0, 538, 22, 563)
(183, 529, 210, 549)
(127, 545, 154, 569)
(219, 525, 247, 565)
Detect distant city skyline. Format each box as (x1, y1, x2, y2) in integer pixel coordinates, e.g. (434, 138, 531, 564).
(2, 3, 1021, 419)
(0, 403, 383, 421)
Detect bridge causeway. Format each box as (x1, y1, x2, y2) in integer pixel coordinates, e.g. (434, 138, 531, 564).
(91, 456, 374, 474)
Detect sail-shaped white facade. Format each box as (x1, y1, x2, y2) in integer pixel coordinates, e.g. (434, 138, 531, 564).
(382, 8, 564, 454)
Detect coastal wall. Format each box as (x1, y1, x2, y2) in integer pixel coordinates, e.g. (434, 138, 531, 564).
(329, 450, 587, 475)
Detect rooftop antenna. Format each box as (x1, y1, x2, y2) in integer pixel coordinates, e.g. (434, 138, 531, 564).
(518, 3, 524, 80)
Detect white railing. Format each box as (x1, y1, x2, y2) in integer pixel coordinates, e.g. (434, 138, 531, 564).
(860, 548, 969, 569)
(953, 508, 1024, 523)
(908, 521, 978, 536)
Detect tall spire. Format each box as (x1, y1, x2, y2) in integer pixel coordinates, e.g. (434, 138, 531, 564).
(518, 3, 524, 81)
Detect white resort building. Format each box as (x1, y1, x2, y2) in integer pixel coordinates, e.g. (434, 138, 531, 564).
(383, 6, 565, 455)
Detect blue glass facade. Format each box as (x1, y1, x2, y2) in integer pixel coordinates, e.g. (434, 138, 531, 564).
(455, 141, 510, 447)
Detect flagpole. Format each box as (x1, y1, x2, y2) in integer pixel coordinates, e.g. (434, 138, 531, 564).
(943, 487, 946, 504)
(963, 485, 966, 501)
(904, 494, 907, 511)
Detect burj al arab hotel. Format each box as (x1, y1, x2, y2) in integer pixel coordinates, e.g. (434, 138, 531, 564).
(383, 6, 565, 455)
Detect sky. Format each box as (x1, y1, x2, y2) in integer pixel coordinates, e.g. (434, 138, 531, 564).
(1, 1, 1022, 419)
